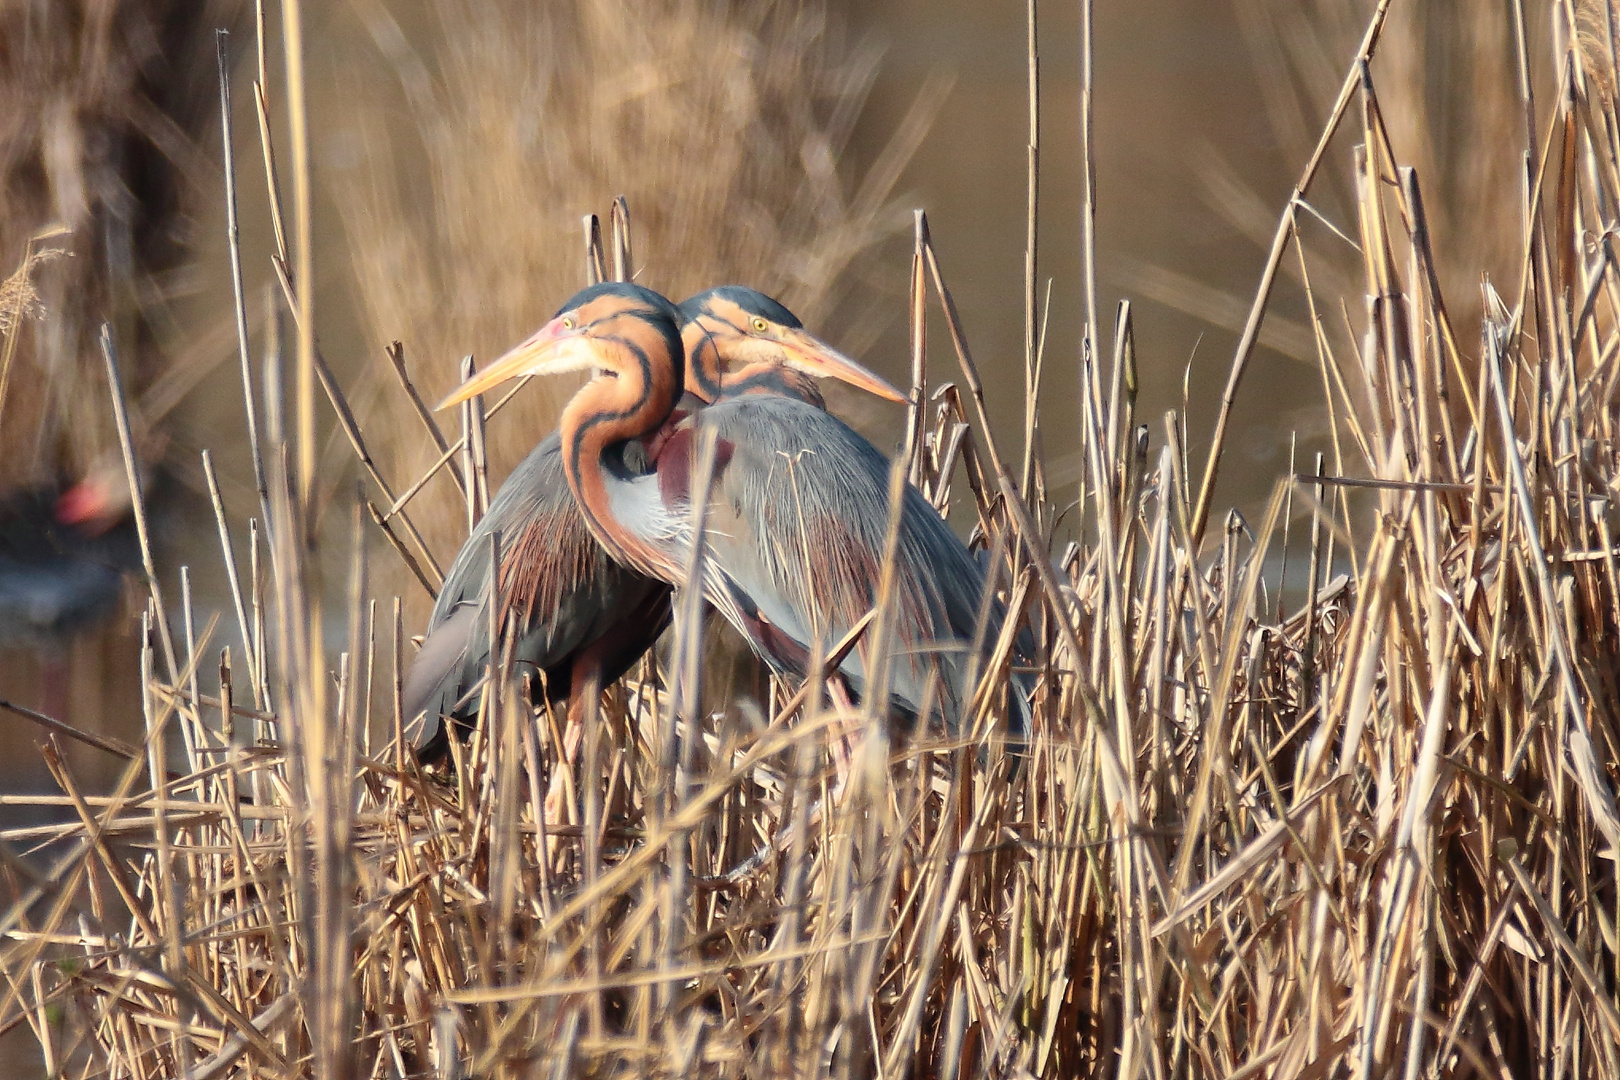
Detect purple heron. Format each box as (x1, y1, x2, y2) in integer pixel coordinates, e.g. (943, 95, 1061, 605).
(440, 283, 1029, 779)
(405, 284, 905, 785)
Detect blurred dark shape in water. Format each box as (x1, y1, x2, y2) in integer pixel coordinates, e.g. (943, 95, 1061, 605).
(0, 465, 144, 647)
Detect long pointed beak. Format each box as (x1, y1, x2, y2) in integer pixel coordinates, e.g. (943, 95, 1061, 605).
(778, 329, 908, 403)
(434, 317, 591, 410)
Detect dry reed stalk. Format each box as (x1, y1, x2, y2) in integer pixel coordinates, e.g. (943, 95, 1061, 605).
(12, 2, 1620, 1078)
(328, 0, 936, 610)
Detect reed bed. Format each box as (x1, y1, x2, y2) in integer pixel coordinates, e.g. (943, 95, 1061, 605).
(6, 1, 1620, 1078)
(329, 0, 929, 583)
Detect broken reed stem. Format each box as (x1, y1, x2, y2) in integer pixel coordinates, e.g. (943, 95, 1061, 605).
(0, 699, 142, 762)
(904, 210, 927, 482)
(16, 3, 1620, 1077)
(385, 340, 465, 496)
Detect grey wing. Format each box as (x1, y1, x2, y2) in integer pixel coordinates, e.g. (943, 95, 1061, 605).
(693, 397, 1012, 729)
(405, 434, 670, 756)
(403, 436, 564, 747)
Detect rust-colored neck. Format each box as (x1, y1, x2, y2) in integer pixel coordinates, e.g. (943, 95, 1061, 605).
(680, 320, 727, 404)
(558, 333, 683, 579)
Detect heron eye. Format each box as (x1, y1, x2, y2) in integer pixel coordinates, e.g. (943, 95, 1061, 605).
(561, 316, 575, 330)
(751, 317, 769, 333)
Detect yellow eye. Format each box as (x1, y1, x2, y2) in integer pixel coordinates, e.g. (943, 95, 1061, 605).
(751, 317, 769, 333)
(561, 316, 575, 330)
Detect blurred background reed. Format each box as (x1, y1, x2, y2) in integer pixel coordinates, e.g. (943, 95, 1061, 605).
(5, 0, 1613, 1077)
(0, 0, 243, 797)
(0, 0, 1312, 788)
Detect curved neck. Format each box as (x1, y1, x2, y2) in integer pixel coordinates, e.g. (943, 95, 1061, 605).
(680, 323, 727, 404)
(558, 339, 681, 574)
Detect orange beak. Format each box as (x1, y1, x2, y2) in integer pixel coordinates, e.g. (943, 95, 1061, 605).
(435, 315, 596, 410)
(776, 328, 908, 403)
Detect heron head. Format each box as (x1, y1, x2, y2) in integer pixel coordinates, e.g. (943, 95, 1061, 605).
(678, 286, 907, 403)
(437, 282, 684, 410)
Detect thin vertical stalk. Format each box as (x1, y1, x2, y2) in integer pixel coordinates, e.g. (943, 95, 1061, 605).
(1079, 0, 1099, 373)
(283, 0, 317, 529)
(217, 30, 271, 529)
(100, 325, 178, 685)
(1023, 0, 1041, 501)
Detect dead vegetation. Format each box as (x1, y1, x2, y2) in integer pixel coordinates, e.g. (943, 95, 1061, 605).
(330, 0, 936, 581)
(4, 1, 1620, 1078)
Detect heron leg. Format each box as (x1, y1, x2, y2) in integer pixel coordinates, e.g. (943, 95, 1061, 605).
(542, 650, 604, 829)
(826, 678, 864, 805)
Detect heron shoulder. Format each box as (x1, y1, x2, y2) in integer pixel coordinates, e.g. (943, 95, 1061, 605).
(429, 434, 570, 629)
(693, 395, 892, 479)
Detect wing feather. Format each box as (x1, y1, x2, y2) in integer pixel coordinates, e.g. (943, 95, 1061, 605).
(660, 396, 1010, 727)
(405, 434, 671, 753)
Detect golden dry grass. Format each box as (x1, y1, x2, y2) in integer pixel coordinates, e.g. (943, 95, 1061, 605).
(329, 0, 935, 593)
(5, 2, 1620, 1079)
